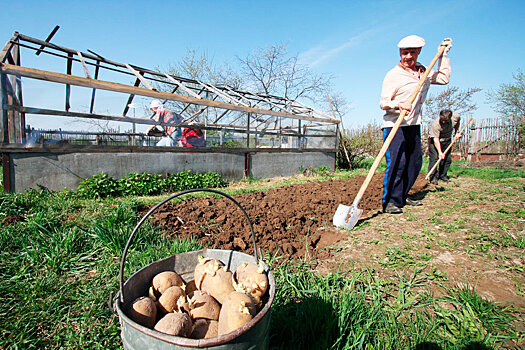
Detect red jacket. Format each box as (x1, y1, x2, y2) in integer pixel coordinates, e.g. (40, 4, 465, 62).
(181, 127, 205, 147)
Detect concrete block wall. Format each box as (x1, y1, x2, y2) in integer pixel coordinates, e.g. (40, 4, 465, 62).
(6, 151, 335, 193)
(250, 152, 335, 179)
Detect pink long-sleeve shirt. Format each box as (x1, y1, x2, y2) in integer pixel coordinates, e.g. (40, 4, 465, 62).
(380, 56, 450, 128)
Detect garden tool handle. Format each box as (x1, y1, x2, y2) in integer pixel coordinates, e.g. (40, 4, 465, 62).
(118, 188, 258, 303)
(327, 94, 351, 167)
(425, 117, 473, 180)
(352, 44, 447, 207)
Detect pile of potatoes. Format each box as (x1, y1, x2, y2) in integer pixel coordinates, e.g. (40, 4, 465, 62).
(126, 256, 269, 339)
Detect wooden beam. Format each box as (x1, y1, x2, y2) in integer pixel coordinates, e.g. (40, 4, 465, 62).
(125, 64, 155, 90)
(164, 74, 201, 99)
(6, 105, 335, 139)
(89, 60, 100, 113)
(65, 53, 72, 111)
(198, 80, 248, 106)
(0, 63, 338, 124)
(178, 86, 207, 114)
(76, 51, 92, 79)
(0, 33, 18, 62)
(9, 105, 161, 126)
(122, 78, 142, 116)
(35, 25, 60, 55)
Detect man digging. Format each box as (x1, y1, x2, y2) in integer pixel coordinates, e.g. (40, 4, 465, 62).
(427, 110, 462, 185)
(379, 35, 452, 214)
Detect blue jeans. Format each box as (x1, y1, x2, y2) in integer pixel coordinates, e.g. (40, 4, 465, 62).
(382, 125, 422, 209)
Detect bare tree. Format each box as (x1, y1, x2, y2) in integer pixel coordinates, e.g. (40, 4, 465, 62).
(152, 49, 242, 122)
(237, 44, 332, 103)
(487, 69, 525, 122)
(325, 92, 350, 123)
(423, 86, 482, 125)
(487, 69, 525, 148)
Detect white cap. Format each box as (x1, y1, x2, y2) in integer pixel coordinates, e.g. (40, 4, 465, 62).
(150, 99, 163, 109)
(397, 35, 425, 48)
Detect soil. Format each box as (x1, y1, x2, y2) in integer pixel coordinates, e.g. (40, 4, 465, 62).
(144, 173, 413, 261)
(144, 172, 525, 309)
(1, 214, 26, 226)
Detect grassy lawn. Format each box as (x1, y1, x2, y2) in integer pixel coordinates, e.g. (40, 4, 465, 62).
(0, 161, 523, 349)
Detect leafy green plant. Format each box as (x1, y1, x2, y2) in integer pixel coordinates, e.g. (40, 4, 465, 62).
(118, 172, 165, 196)
(76, 172, 120, 198)
(75, 170, 227, 198)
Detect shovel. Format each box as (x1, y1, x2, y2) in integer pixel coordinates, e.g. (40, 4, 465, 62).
(425, 117, 473, 180)
(333, 44, 447, 229)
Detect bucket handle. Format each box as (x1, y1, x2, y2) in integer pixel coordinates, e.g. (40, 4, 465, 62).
(119, 188, 258, 303)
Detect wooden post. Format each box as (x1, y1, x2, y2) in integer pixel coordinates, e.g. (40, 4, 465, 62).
(244, 152, 251, 178)
(298, 119, 302, 149)
(468, 119, 477, 159)
(2, 153, 11, 193)
(89, 59, 100, 114)
(65, 53, 73, 111)
(0, 71, 9, 143)
(10, 38, 25, 144)
(246, 113, 250, 148)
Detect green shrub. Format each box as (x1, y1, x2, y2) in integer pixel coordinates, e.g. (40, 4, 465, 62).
(338, 123, 383, 170)
(76, 170, 227, 198)
(76, 172, 120, 198)
(166, 170, 227, 192)
(118, 172, 165, 196)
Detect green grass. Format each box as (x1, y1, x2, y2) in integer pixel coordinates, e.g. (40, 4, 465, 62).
(0, 162, 524, 349)
(447, 160, 524, 180)
(270, 261, 523, 349)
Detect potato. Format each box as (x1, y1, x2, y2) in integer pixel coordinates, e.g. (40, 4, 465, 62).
(193, 256, 218, 288)
(194, 257, 234, 304)
(152, 271, 183, 297)
(191, 319, 218, 339)
(218, 292, 256, 335)
(189, 291, 220, 321)
(154, 312, 192, 337)
(158, 286, 187, 314)
(127, 296, 157, 329)
(233, 261, 269, 305)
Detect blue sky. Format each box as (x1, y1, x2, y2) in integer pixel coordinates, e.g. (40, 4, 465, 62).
(1, 0, 523, 130)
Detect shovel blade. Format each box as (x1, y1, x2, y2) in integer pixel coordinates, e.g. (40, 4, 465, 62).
(333, 204, 363, 229)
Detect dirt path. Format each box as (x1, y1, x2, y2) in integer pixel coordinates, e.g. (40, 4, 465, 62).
(145, 173, 525, 307)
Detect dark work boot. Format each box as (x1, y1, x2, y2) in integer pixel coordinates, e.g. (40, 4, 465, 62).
(383, 202, 403, 214)
(406, 198, 423, 206)
(440, 175, 450, 182)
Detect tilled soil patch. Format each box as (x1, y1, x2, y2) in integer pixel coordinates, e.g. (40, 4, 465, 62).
(143, 173, 428, 261)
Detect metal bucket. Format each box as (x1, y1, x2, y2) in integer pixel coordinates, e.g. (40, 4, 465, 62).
(114, 189, 275, 349)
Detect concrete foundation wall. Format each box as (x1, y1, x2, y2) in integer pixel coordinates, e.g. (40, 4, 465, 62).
(250, 152, 335, 178)
(7, 151, 335, 193)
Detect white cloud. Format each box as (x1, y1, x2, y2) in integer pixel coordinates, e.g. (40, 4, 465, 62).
(299, 29, 374, 67)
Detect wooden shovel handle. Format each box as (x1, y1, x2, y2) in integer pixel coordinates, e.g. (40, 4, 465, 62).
(425, 117, 473, 180)
(352, 44, 447, 207)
